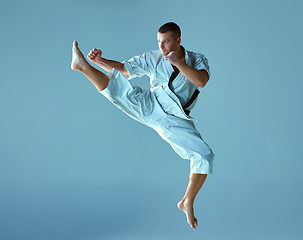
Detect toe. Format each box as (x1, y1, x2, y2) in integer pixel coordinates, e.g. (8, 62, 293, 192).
(73, 40, 78, 48)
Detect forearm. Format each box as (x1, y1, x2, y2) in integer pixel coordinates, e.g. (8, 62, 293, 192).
(177, 63, 208, 88)
(96, 58, 130, 78)
(96, 58, 120, 71)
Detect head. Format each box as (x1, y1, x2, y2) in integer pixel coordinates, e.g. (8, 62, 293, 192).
(157, 22, 181, 56)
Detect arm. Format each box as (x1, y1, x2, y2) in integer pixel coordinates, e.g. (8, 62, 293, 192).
(166, 51, 209, 88)
(87, 48, 130, 79)
(177, 64, 209, 88)
(97, 58, 130, 79)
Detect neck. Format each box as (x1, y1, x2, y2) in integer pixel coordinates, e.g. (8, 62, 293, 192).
(175, 45, 185, 57)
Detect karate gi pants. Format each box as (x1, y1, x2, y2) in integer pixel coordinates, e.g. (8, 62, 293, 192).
(99, 69, 214, 174)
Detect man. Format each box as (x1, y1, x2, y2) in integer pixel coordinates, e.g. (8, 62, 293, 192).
(71, 22, 215, 229)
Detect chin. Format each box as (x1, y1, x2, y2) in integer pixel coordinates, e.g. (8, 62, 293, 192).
(161, 51, 168, 56)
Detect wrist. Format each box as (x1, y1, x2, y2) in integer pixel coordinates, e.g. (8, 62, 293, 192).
(175, 61, 187, 69)
(98, 57, 106, 65)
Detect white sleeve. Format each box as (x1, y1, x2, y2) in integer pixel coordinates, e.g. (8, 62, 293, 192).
(123, 52, 151, 80)
(193, 53, 211, 79)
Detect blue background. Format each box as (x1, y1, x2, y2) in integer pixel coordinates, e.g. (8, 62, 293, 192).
(1, 0, 302, 239)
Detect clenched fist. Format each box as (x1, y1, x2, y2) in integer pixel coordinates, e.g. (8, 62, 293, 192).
(165, 51, 186, 67)
(87, 48, 102, 63)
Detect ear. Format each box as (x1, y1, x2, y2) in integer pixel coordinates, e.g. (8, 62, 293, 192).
(177, 37, 181, 44)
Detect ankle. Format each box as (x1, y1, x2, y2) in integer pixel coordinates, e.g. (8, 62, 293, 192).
(181, 198, 194, 206)
(79, 62, 92, 73)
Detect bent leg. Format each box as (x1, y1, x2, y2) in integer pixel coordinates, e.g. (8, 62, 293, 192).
(71, 41, 110, 91)
(154, 116, 214, 174)
(152, 115, 214, 229)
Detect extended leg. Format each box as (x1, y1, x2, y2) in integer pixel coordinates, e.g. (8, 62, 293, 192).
(71, 41, 110, 91)
(177, 173, 207, 229)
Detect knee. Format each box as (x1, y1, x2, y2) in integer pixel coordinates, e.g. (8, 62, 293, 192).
(190, 157, 213, 174)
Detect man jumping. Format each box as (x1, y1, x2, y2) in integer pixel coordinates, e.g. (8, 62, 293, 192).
(71, 22, 215, 229)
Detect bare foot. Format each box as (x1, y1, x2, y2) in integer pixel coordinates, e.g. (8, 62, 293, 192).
(177, 199, 198, 229)
(71, 40, 89, 71)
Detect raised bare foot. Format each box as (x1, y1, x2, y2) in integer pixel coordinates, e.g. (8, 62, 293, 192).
(71, 40, 89, 71)
(177, 199, 198, 229)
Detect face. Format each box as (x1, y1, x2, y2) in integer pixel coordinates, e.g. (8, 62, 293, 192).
(157, 31, 181, 56)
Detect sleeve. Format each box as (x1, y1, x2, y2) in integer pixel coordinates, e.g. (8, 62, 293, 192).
(193, 53, 211, 79)
(123, 52, 151, 80)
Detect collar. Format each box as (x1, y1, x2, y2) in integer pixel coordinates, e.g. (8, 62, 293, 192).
(181, 45, 191, 66)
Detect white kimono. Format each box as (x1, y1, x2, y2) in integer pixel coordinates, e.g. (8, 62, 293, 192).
(99, 46, 214, 174)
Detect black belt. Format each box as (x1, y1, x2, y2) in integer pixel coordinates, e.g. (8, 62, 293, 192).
(168, 71, 200, 116)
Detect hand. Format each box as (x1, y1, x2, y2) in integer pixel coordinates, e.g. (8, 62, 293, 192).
(87, 48, 102, 63)
(165, 51, 186, 67)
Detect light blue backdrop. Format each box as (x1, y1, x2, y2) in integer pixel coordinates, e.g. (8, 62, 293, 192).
(1, 0, 302, 239)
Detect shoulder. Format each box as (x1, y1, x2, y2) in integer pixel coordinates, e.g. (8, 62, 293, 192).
(143, 50, 162, 59)
(141, 50, 162, 66)
(187, 50, 207, 61)
(129, 50, 160, 63)
(188, 51, 210, 71)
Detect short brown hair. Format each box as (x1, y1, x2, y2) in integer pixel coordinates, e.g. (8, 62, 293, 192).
(158, 22, 181, 39)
